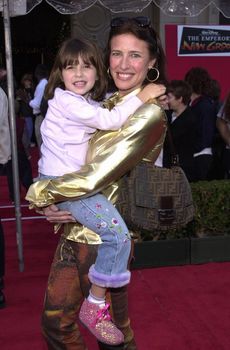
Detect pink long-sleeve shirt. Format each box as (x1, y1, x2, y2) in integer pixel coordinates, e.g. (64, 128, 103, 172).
(38, 88, 142, 176)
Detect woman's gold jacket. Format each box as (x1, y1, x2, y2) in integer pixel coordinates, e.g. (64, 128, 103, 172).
(26, 89, 167, 244)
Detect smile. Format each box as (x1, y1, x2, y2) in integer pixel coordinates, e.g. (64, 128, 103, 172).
(116, 73, 133, 80)
(73, 81, 86, 87)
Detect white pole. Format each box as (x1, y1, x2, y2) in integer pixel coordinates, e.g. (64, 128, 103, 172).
(3, 0, 24, 272)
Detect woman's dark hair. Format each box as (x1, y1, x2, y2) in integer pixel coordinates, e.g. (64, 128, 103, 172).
(184, 67, 212, 96)
(105, 17, 167, 89)
(20, 73, 34, 89)
(45, 37, 107, 101)
(207, 79, 221, 102)
(167, 80, 192, 105)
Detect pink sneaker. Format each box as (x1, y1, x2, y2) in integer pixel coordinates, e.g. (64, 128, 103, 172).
(79, 299, 124, 345)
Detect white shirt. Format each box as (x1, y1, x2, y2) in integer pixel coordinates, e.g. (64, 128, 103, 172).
(0, 87, 11, 164)
(29, 78, 48, 115)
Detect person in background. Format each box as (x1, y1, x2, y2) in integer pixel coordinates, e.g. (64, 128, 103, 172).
(162, 80, 196, 181)
(185, 67, 217, 181)
(14, 100, 33, 193)
(0, 67, 8, 94)
(29, 64, 49, 150)
(0, 85, 10, 308)
(216, 91, 230, 179)
(0, 68, 16, 201)
(205, 78, 225, 180)
(26, 16, 167, 350)
(16, 73, 35, 153)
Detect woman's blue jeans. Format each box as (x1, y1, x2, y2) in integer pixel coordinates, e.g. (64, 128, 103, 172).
(40, 174, 131, 288)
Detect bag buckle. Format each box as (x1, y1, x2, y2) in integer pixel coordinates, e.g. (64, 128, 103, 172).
(158, 209, 175, 224)
(158, 196, 175, 224)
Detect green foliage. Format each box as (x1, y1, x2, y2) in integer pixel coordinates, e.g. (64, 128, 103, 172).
(131, 223, 192, 241)
(190, 180, 230, 237)
(136, 180, 230, 241)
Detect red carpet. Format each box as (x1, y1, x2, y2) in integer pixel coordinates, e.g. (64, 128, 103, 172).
(1, 148, 230, 349)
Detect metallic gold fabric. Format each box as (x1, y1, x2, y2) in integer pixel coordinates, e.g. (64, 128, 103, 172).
(26, 90, 167, 244)
(62, 222, 102, 244)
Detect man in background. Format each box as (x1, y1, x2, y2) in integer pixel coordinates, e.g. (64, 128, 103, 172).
(29, 64, 49, 150)
(0, 85, 10, 308)
(163, 80, 196, 182)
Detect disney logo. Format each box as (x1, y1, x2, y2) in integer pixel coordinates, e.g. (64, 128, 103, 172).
(201, 30, 219, 35)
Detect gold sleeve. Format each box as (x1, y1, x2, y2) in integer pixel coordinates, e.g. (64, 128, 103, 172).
(26, 99, 167, 208)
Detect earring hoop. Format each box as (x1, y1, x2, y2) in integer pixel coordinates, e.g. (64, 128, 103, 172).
(146, 67, 159, 82)
(107, 68, 112, 78)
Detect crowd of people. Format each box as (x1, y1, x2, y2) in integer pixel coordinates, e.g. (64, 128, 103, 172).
(0, 63, 49, 309)
(0, 15, 230, 350)
(155, 68, 230, 182)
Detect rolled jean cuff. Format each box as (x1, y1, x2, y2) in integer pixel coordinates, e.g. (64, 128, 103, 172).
(88, 264, 131, 288)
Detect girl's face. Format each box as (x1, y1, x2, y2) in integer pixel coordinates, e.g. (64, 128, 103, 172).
(62, 55, 97, 97)
(109, 33, 156, 96)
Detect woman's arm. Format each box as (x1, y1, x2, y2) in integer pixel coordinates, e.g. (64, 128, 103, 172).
(26, 100, 167, 208)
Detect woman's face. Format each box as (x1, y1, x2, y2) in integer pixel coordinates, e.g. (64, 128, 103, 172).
(109, 33, 156, 96)
(24, 79, 32, 89)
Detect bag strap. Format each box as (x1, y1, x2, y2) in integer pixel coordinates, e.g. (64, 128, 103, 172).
(166, 122, 180, 166)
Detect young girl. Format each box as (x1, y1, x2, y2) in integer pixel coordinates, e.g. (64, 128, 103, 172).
(31, 37, 165, 345)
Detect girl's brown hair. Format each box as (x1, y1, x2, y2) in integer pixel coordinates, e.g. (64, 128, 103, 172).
(45, 37, 107, 101)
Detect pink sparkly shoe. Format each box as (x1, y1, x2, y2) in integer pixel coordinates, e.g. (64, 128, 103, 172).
(79, 299, 124, 345)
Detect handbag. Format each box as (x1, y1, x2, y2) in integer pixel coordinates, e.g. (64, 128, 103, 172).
(116, 128, 195, 232)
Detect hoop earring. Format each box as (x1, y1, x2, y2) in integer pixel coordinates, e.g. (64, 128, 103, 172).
(107, 68, 112, 78)
(146, 67, 159, 82)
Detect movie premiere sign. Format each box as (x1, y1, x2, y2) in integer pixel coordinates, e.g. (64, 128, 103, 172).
(177, 25, 230, 56)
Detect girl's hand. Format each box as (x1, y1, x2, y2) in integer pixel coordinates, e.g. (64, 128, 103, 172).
(41, 204, 76, 223)
(157, 94, 169, 110)
(137, 83, 166, 102)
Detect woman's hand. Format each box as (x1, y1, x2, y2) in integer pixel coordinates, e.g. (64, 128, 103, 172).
(137, 83, 166, 102)
(41, 204, 76, 223)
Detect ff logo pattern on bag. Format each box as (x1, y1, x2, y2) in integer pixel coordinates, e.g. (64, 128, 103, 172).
(117, 161, 195, 232)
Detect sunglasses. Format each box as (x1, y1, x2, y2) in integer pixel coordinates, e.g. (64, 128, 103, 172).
(110, 16, 151, 28)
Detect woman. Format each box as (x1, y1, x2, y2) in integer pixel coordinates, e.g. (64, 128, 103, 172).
(184, 67, 217, 181)
(16, 73, 34, 152)
(216, 91, 230, 179)
(27, 16, 167, 350)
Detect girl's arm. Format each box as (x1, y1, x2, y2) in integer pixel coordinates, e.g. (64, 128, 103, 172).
(26, 100, 167, 208)
(62, 84, 166, 131)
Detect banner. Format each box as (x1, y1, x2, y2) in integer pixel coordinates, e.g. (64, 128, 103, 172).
(178, 25, 230, 56)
